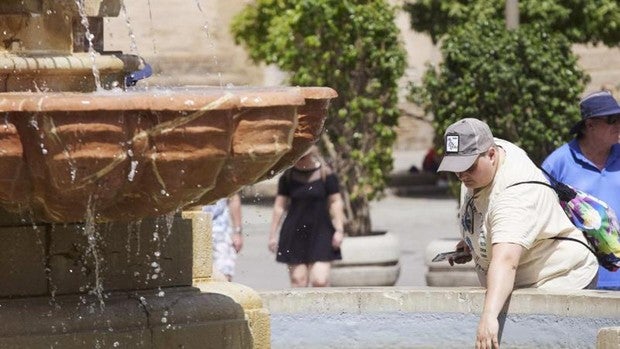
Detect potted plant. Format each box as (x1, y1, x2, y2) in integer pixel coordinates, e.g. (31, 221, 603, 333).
(231, 0, 407, 286)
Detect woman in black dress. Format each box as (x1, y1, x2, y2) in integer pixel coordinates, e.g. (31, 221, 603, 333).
(268, 145, 345, 287)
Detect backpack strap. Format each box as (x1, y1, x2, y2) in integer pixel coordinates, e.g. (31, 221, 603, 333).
(507, 180, 555, 190)
(549, 236, 598, 256)
(506, 179, 598, 256)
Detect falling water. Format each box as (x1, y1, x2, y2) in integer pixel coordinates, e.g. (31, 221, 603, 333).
(146, 218, 164, 283)
(125, 220, 143, 261)
(23, 208, 61, 307)
(83, 196, 105, 310)
(164, 211, 176, 240)
(146, 0, 159, 55)
(75, 0, 103, 91)
(120, 2, 142, 61)
(194, 0, 223, 86)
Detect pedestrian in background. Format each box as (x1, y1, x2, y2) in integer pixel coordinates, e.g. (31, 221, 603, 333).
(203, 193, 243, 281)
(438, 118, 598, 349)
(268, 145, 345, 287)
(542, 90, 620, 290)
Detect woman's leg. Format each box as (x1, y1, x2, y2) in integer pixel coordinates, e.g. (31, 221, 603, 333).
(288, 264, 309, 287)
(308, 262, 331, 287)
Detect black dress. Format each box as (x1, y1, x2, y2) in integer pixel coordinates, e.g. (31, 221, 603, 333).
(275, 167, 342, 264)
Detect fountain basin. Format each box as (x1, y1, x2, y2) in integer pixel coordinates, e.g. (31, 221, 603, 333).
(0, 86, 336, 222)
(261, 287, 620, 349)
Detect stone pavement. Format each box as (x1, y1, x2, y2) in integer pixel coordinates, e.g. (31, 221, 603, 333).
(232, 150, 461, 290)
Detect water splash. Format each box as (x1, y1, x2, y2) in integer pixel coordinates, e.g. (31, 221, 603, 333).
(75, 0, 103, 91)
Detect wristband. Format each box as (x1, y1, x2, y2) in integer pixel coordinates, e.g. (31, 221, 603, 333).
(233, 226, 242, 234)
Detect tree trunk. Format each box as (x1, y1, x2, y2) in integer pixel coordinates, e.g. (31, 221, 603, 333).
(345, 194, 371, 236)
(505, 0, 519, 30)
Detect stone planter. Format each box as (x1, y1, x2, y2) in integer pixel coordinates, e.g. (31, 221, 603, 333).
(330, 231, 400, 287)
(425, 238, 479, 287)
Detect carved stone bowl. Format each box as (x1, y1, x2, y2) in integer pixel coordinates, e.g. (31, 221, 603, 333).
(0, 86, 336, 222)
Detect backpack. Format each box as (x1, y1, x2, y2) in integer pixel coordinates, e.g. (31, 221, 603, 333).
(508, 167, 620, 272)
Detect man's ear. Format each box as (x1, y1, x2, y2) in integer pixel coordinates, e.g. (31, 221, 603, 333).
(488, 146, 497, 163)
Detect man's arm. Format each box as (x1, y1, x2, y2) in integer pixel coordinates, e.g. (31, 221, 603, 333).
(476, 242, 523, 349)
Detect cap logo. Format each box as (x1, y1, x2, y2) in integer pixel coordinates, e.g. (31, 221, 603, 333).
(446, 135, 459, 153)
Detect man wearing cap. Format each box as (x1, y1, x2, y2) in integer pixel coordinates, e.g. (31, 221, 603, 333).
(438, 118, 598, 349)
(543, 90, 620, 290)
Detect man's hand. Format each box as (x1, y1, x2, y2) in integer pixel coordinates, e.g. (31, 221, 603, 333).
(449, 239, 472, 266)
(476, 313, 500, 349)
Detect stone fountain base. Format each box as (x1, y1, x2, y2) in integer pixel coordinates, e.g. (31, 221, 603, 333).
(0, 287, 251, 348)
(0, 210, 267, 348)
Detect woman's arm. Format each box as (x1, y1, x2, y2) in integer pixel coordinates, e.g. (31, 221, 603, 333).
(268, 195, 288, 253)
(476, 242, 523, 349)
(228, 193, 243, 252)
(327, 192, 345, 249)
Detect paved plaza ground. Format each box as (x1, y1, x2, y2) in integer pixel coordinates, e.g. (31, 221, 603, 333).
(232, 151, 461, 290)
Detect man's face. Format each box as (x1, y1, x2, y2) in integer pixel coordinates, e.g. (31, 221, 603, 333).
(586, 115, 620, 147)
(455, 147, 497, 189)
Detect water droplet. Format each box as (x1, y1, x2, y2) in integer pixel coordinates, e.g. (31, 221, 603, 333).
(127, 160, 139, 181)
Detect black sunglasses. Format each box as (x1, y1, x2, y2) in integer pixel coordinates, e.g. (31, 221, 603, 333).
(606, 115, 620, 125)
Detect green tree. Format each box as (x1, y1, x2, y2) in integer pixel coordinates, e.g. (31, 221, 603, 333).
(413, 20, 589, 164)
(406, 0, 618, 167)
(231, 0, 406, 236)
(405, 0, 620, 46)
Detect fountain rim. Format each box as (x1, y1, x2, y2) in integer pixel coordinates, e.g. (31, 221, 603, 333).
(0, 86, 337, 112)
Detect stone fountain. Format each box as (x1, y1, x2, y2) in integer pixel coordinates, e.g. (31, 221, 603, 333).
(0, 1, 336, 347)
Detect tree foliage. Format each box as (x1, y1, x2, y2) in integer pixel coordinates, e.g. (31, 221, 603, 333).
(231, 0, 406, 236)
(412, 20, 589, 164)
(404, 0, 620, 46)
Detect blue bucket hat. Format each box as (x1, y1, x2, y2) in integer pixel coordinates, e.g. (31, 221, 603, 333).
(570, 90, 620, 134)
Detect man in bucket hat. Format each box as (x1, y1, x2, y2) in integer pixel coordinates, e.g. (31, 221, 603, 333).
(543, 90, 620, 290)
(439, 118, 598, 349)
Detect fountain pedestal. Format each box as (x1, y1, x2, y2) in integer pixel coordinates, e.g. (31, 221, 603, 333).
(0, 214, 254, 348)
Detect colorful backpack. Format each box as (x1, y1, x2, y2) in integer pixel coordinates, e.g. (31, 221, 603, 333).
(509, 168, 620, 272)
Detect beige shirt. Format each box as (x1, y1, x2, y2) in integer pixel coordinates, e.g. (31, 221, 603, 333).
(460, 139, 598, 289)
